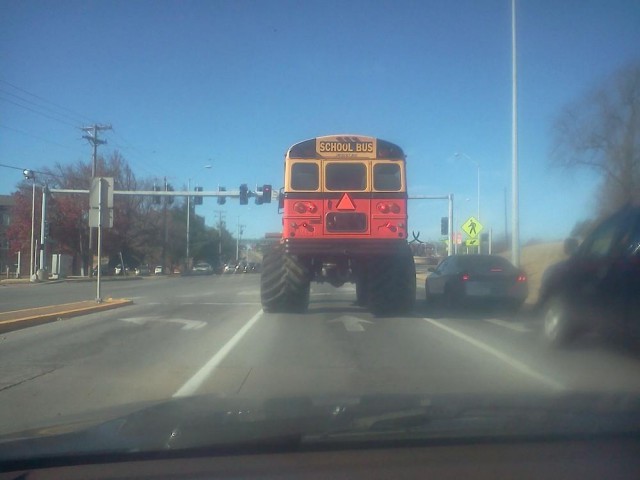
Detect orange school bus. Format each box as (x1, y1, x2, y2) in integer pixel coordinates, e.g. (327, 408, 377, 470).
(261, 134, 416, 315)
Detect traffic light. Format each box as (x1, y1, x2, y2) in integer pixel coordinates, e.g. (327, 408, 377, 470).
(153, 185, 161, 205)
(441, 217, 448, 236)
(239, 184, 248, 205)
(217, 186, 226, 205)
(262, 184, 272, 204)
(194, 186, 203, 205)
(44, 221, 50, 238)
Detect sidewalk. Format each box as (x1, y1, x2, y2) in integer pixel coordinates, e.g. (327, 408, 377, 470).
(0, 276, 144, 286)
(0, 298, 133, 333)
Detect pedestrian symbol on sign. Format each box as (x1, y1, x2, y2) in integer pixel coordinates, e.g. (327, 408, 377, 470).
(469, 219, 477, 236)
(462, 216, 483, 238)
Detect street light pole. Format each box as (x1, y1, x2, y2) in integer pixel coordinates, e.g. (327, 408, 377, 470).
(23, 170, 36, 278)
(186, 178, 191, 273)
(454, 152, 480, 221)
(511, 0, 520, 267)
(38, 185, 47, 275)
(30, 178, 36, 277)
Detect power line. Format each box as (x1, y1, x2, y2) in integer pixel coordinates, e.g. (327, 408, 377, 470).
(0, 88, 88, 126)
(109, 128, 160, 177)
(0, 94, 79, 128)
(0, 78, 96, 124)
(0, 162, 24, 172)
(0, 123, 77, 150)
(0, 162, 63, 180)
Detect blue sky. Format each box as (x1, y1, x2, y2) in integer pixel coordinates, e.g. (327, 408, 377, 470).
(1, 0, 639, 243)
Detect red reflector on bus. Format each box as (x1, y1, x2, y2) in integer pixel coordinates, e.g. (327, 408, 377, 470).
(336, 193, 356, 210)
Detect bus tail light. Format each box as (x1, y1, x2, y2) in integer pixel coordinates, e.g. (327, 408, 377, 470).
(376, 202, 401, 214)
(293, 201, 318, 214)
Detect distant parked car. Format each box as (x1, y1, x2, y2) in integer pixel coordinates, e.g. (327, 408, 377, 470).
(223, 264, 236, 274)
(92, 265, 111, 276)
(154, 266, 165, 275)
(135, 265, 150, 276)
(537, 204, 640, 347)
(425, 254, 528, 311)
(192, 262, 213, 275)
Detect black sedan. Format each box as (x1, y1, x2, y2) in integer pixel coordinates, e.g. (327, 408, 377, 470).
(425, 254, 528, 310)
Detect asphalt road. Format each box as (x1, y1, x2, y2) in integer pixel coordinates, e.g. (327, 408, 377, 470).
(2, 274, 640, 436)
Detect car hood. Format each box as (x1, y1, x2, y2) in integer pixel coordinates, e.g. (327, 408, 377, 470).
(2, 392, 640, 466)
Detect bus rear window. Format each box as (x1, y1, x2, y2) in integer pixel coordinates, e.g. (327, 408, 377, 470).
(374, 163, 401, 191)
(326, 163, 367, 191)
(291, 163, 319, 190)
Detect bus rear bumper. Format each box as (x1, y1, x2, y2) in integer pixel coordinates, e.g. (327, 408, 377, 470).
(282, 238, 410, 257)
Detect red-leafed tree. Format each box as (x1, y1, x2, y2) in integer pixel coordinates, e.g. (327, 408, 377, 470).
(7, 152, 163, 275)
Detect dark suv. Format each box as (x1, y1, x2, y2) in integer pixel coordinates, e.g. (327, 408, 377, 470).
(538, 204, 640, 346)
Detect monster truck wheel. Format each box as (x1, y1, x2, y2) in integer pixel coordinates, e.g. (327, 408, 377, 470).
(260, 246, 311, 313)
(368, 250, 416, 316)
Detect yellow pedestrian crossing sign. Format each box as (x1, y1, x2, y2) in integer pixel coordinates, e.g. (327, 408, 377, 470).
(462, 216, 483, 238)
(466, 238, 480, 247)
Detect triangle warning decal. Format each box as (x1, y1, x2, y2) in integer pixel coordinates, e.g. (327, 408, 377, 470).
(336, 193, 356, 210)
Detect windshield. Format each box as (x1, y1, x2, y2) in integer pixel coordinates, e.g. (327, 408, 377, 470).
(455, 255, 518, 273)
(325, 162, 367, 191)
(1, 0, 640, 465)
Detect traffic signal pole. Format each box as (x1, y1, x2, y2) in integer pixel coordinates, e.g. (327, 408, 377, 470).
(408, 194, 455, 256)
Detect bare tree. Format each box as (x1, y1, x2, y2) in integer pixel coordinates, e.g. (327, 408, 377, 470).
(552, 61, 640, 216)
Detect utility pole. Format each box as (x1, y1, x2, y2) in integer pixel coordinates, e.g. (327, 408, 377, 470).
(82, 124, 112, 276)
(215, 210, 226, 259)
(236, 217, 245, 263)
(82, 124, 112, 177)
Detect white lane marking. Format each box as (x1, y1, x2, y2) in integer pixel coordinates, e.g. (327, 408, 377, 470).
(119, 317, 206, 330)
(166, 319, 207, 330)
(120, 317, 147, 326)
(328, 315, 374, 332)
(484, 318, 532, 333)
(423, 318, 565, 391)
(173, 309, 263, 398)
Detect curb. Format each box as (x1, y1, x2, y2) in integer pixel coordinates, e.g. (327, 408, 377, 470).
(0, 299, 134, 334)
(64, 276, 145, 283)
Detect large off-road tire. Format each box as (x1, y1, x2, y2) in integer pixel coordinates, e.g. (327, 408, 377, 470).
(368, 249, 416, 316)
(542, 296, 579, 347)
(260, 246, 311, 313)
